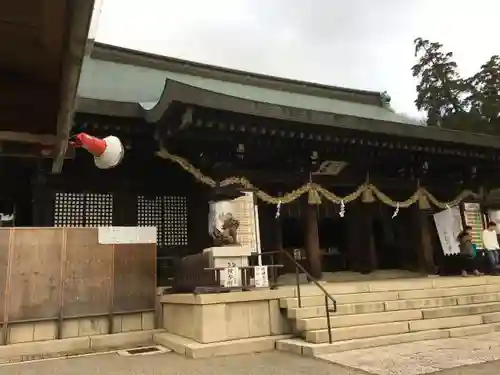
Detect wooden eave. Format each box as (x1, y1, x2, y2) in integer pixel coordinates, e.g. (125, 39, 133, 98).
(0, 0, 95, 169)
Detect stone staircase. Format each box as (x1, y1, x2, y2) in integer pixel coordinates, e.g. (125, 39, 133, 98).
(276, 276, 500, 357)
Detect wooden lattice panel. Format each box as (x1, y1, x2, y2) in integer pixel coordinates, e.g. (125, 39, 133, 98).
(85, 193, 113, 227)
(54, 192, 85, 227)
(137, 196, 162, 240)
(54, 192, 113, 228)
(163, 196, 188, 246)
(137, 195, 188, 247)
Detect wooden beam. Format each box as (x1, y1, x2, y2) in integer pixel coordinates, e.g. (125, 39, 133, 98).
(40, 0, 66, 83)
(0, 131, 57, 145)
(52, 0, 96, 173)
(0, 141, 74, 159)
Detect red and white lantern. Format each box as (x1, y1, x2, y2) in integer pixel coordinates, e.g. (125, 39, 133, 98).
(71, 133, 124, 169)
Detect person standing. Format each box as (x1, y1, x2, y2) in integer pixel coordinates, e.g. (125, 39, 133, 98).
(458, 226, 482, 277)
(482, 221, 500, 274)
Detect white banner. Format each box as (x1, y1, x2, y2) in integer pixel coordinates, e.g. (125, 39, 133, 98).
(433, 207, 462, 255)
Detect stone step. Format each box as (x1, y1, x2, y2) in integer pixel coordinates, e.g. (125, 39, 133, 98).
(277, 322, 500, 356)
(292, 276, 500, 298)
(305, 321, 410, 343)
(287, 293, 500, 319)
(280, 283, 500, 309)
(295, 301, 500, 331)
(422, 301, 500, 319)
(398, 284, 500, 300)
(280, 291, 399, 309)
(306, 315, 484, 343)
(296, 309, 423, 331)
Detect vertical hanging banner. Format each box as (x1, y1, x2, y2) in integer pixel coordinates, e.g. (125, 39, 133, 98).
(463, 203, 484, 249)
(433, 206, 462, 255)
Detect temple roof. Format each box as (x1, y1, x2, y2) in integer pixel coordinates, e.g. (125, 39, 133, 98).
(76, 43, 500, 149)
(77, 52, 417, 126)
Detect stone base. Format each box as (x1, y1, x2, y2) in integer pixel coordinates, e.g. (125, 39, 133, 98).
(154, 331, 291, 358)
(0, 329, 163, 363)
(203, 246, 252, 269)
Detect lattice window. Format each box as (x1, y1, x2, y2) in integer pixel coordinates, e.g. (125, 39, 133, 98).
(85, 193, 113, 227)
(54, 192, 85, 227)
(53, 192, 113, 227)
(164, 196, 188, 246)
(137, 195, 188, 247)
(137, 195, 163, 245)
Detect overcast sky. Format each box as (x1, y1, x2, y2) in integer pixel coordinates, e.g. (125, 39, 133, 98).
(95, 0, 499, 117)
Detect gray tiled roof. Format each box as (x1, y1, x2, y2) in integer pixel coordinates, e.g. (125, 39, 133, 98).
(77, 57, 420, 125)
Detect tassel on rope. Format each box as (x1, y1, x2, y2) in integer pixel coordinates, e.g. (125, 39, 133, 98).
(418, 194, 431, 210)
(362, 186, 375, 203)
(392, 203, 400, 219)
(308, 186, 322, 205)
(339, 200, 346, 218)
(275, 201, 282, 219)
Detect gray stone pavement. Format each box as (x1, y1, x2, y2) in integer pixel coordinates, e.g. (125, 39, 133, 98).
(0, 351, 370, 375)
(1, 344, 500, 375)
(319, 332, 500, 375)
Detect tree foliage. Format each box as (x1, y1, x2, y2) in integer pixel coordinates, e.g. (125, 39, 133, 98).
(412, 38, 500, 135)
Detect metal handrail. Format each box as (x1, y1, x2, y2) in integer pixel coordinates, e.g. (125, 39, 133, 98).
(255, 249, 337, 344)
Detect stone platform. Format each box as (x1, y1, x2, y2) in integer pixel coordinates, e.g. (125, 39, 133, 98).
(154, 274, 500, 359)
(277, 275, 500, 357)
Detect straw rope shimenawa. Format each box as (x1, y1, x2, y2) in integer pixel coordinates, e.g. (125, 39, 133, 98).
(156, 148, 479, 210)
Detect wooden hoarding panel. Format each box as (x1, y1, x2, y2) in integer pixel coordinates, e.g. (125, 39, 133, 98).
(113, 244, 156, 312)
(0, 229, 10, 322)
(8, 228, 63, 321)
(63, 228, 113, 317)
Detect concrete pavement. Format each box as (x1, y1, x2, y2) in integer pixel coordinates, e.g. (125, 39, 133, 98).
(0, 351, 370, 375)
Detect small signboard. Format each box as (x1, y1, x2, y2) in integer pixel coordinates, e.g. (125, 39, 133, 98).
(254, 266, 269, 288)
(98, 226, 157, 244)
(222, 267, 241, 288)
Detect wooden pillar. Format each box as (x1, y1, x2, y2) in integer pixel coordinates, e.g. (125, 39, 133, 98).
(31, 163, 54, 227)
(411, 205, 435, 274)
(346, 201, 377, 273)
(303, 200, 322, 280)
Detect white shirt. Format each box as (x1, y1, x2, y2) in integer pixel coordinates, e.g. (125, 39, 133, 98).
(482, 229, 499, 250)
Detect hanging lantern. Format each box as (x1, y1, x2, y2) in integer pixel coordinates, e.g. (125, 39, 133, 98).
(70, 133, 124, 169)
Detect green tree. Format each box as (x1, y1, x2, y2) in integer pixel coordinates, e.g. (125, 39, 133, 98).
(412, 38, 500, 135)
(466, 55, 500, 131)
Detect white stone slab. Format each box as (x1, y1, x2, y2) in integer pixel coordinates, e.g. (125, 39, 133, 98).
(204, 246, 252, 257)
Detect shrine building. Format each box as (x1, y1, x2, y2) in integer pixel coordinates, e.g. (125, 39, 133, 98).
(1, 42, 497, 285)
